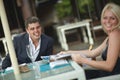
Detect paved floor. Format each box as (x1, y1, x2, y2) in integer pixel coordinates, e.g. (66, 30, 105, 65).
(53, 36, 106, 54)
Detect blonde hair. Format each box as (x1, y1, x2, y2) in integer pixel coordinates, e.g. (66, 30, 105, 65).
(101, 3, 120, 33)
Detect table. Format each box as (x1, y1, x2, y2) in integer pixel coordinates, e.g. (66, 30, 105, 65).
(54, 19, 94, 50)
(0, 60, 86, 80)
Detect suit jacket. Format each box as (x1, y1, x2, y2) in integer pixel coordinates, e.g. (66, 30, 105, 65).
(2, 32, 54, 69)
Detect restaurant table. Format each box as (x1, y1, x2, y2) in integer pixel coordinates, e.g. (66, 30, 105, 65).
(0, 60, 86, 80)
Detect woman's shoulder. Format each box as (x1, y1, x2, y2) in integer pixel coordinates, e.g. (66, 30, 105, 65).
(108, 29, 120, 43)
(109, 29, 120, 37)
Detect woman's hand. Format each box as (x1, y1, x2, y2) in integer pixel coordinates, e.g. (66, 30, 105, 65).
(58, 50, 70, 55)
(71, 53, 86, 64)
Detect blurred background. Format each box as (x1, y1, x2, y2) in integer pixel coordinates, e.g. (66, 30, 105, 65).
(0, 0, 120, 56)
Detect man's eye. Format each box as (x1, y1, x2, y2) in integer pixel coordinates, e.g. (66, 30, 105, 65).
(30, 28, 34, 30)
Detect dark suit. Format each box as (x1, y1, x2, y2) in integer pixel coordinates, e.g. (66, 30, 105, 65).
(2, 32, 54, 69)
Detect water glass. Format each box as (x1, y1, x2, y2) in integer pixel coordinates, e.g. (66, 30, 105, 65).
(26, 45, 34, 63)
(33, 62, 40, 79)
(26, 45, 40, 79)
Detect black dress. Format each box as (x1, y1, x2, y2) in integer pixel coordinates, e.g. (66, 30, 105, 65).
(85, 43, 120, 79)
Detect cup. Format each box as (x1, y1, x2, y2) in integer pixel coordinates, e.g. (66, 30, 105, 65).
(33, 62, 40, 79)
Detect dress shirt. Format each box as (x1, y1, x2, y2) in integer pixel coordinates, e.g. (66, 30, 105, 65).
(29, 36, 41, 61)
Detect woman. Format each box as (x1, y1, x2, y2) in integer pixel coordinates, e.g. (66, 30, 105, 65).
(60, 3, 120, 79)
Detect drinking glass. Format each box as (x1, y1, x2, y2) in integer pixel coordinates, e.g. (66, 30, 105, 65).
(26, 45, 40, 79)
(26, 45, 34, 63)
(0, 54, 5, 80)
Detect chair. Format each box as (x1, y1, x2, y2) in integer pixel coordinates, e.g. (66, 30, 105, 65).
(0, 33, 20, 57)
(64, 29, 82, 44)
(91, 20, 103, 41)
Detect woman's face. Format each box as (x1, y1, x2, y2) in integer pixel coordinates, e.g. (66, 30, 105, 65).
(102, 10, 118, 32)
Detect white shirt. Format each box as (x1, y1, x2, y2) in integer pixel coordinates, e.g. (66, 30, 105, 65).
(29, 36, 41, 61)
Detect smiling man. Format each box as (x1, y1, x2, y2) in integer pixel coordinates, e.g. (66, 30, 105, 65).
(2, 16, 54, 69)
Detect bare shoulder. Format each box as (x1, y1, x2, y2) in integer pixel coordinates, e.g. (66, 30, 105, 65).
(109, 29, 120, 44)
(109, 29, 120, 39)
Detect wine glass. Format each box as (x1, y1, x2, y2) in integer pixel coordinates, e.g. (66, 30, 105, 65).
(0, 53, 5, 80)
(26, 45, 40, 79)
(26, 45, 34, 63)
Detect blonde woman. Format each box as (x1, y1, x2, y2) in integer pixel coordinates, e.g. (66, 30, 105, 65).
(60, 3, 120, 79)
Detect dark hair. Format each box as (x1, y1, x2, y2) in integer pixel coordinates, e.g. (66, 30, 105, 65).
(25, 16, 41, 29)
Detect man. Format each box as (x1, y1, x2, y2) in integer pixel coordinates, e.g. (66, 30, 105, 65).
(2, 16, 54, 69)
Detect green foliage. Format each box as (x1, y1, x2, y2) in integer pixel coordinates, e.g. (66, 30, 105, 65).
(78, 0, 94, 13)
(55, 0, 72, 19)
(55, 0, 94, 20)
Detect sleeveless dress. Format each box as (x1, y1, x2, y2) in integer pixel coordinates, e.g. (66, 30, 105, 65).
(101, 44, 120, 75)
(85, 42, 120, 79)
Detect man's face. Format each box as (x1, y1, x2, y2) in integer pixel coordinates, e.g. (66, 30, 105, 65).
(26, 22, 42, 41)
